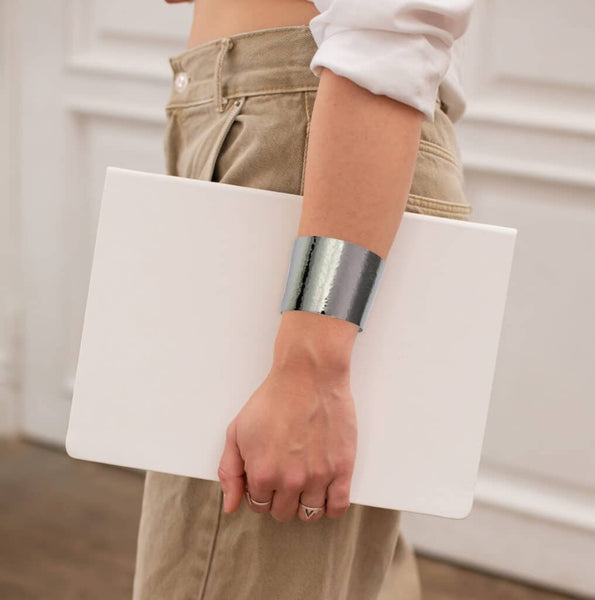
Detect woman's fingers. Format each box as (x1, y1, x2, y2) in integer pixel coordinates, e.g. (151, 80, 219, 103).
(244, 488, 273, 513)
(295, 468, 329, 522)
(217, 419, 246, 514)
(297, 486, 327, 523)
(224, 364, 357, 523)
(244, 464, 275, 513)
(269, 488, 300, 522)
(241, 461, 353, 523)
(268, 472, 306, 522)
(245, 465, 330, 523)
(325, 472, 353, 520)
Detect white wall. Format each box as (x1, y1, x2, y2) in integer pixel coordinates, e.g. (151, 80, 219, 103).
(402, 2, 595, 597)
(13, 0, 192, 443)
(8, 0, 595, 596)
(0, 0, 20, 436)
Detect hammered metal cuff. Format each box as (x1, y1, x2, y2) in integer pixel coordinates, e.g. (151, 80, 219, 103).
(279, 235, 386, 333)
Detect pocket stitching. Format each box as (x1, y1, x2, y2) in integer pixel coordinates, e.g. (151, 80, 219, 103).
(418, 139, 460, 168)
(407, 192, 472, 219)
(300, 91, 313, 196)
(195, 96, 247, 181)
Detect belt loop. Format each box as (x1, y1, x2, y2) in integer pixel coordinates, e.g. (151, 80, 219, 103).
(214, 38, 234, 112)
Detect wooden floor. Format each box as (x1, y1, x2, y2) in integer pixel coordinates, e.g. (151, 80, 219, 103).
(0, 440, 576, 600)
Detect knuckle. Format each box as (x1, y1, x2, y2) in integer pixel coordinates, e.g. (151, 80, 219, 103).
(308, 466, 330, 485)
(250, 471, 273, 487)
(327, 495, 350, 514)
(283, 471, 307, 491)
(217, 464, 231, 481)
(329, 491, 351, 512)
(251, 468, 275, 489)
(333, 456, 353, 476)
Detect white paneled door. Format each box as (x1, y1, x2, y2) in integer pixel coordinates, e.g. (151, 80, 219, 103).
(15, 0, 192, 442)
(0, 0, 19, 436)
(13, 1, 595, 596)
(402, 2, 595, 597)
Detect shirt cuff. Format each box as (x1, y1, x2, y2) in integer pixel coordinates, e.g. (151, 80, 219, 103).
(308, 26, 451, 122)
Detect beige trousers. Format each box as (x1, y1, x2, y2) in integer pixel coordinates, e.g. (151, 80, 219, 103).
(133, 25, 472, 600)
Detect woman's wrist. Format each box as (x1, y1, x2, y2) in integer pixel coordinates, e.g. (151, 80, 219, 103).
(273, 310, 358, 374)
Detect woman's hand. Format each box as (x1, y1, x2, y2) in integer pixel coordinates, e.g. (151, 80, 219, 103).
(218, 313, 358, 523)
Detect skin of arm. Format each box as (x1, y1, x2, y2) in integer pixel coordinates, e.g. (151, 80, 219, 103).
(275, 67, 423, 364)
(218, 66, 423, 522)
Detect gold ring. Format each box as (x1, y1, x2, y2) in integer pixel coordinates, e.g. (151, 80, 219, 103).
(299, 502, 325, 520)
(245, 488, 272, 507)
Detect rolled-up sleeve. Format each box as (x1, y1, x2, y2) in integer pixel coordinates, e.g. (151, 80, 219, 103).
(308, 0, 475, 121)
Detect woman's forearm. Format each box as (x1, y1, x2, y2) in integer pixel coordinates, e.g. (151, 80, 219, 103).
(274, 66, 423, 370)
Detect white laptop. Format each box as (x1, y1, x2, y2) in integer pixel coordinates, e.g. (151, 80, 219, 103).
(66, 167, 517, 519)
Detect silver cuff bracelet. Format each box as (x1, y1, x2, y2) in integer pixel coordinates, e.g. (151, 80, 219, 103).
(279, 235, 386, 333)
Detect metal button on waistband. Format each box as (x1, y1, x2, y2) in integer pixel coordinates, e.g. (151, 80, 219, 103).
(174, 72, 188, 93)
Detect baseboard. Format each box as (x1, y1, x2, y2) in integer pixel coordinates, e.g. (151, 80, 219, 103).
(401, 465, 595, 598)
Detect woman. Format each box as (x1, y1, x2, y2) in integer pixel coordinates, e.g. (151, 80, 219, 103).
(133, 1, 475, 598)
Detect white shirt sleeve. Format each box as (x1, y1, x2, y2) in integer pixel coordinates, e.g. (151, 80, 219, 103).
(307, 0, 475, 121)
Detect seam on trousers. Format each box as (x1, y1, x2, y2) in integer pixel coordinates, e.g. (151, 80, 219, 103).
(408, 192, 471, 213)
(417, 139, 459, 168)
(300, 90, 312, 196)
(215, 38, 234, 112)
(197, 489, 224, 600)
(407, 193, 472, 220)
(166, 86, 320, 111)
(215, 24, 311, 43)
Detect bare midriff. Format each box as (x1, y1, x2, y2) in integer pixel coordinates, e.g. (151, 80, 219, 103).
(187, 0, 320, 48)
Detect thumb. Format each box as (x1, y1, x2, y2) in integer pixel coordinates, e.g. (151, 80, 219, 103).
(217, 419, 245, 514)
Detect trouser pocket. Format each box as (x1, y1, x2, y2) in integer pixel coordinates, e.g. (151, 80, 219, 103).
(407, 104, 472, 220)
